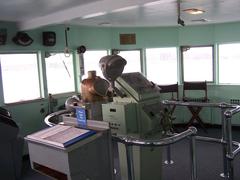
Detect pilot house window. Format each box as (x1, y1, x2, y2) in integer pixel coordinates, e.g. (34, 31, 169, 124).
(0, 53, 41, 103)
(45, 53, 75, 94)
(219, 43, 240, 84)
(146, 47, 178, 85)
(181, 46, 214, 82)
(82, 50, 108, 79)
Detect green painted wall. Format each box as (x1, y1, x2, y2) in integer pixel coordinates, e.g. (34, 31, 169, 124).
(1, 21, 240, 152)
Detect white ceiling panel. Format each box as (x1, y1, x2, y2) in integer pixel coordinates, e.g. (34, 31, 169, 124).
(0, 0, 240, 30)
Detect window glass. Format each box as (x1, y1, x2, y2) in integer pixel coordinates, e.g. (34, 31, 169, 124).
(146, 47, 178, 84)
(117, 50, 141, 73)
(0, 53, 41, 103)
(45, 53, 75, 94)
(181, 46, 213, 82)
(82, 50, 108, 79)
(219, 43, 240, 84)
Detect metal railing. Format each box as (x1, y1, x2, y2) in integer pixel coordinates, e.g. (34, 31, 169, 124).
(113, 127, 197, 180)
(162, 100, 240, 180)
(44, 109, 70, 127)
(44, 100, 240, 180)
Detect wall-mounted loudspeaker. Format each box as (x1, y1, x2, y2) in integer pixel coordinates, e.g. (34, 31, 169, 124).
(12, 32, 33, 46)
(42, 31, 56, 46)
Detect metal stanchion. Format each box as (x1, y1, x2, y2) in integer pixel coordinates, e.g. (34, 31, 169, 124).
(125, 145, 135, 180)
(163, 104, 174, 165)
(164, 145, 174, 165)
(225, 111, 234, 180)
(220, 108, 229, 178)
(190, 134, 197, 180)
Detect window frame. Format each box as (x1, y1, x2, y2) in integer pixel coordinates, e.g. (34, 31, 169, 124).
(44, 51, 76, 96)
(82, 49, 108, 79)
(218, 42, 240, 85)
(145, 47, 178, 85)
(111, 49, 143, 74)
(0, 51, 43, 105)
(180, 45, 215, 83)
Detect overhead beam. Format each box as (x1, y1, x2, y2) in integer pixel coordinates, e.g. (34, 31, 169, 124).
(18, 0, 167, 30)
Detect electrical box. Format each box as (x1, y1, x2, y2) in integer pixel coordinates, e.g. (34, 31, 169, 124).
(102, 102, 138, 135)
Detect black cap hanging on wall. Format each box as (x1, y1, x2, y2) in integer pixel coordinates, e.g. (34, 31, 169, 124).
(12, 32, 33, 46)
(77, 45, 86, 54)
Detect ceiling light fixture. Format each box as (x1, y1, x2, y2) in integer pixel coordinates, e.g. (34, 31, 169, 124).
(183, 8, 205, 15)
(191, 18, 209, 22)
(144, 0, 175, 7)
(82, 12, 106, 19)
(98, 22, 112, 26)
(112, 5, 138, 13)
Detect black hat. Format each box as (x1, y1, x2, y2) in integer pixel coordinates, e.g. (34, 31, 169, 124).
(12, 32, 33, 46)
(77, 45, 86, 54)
